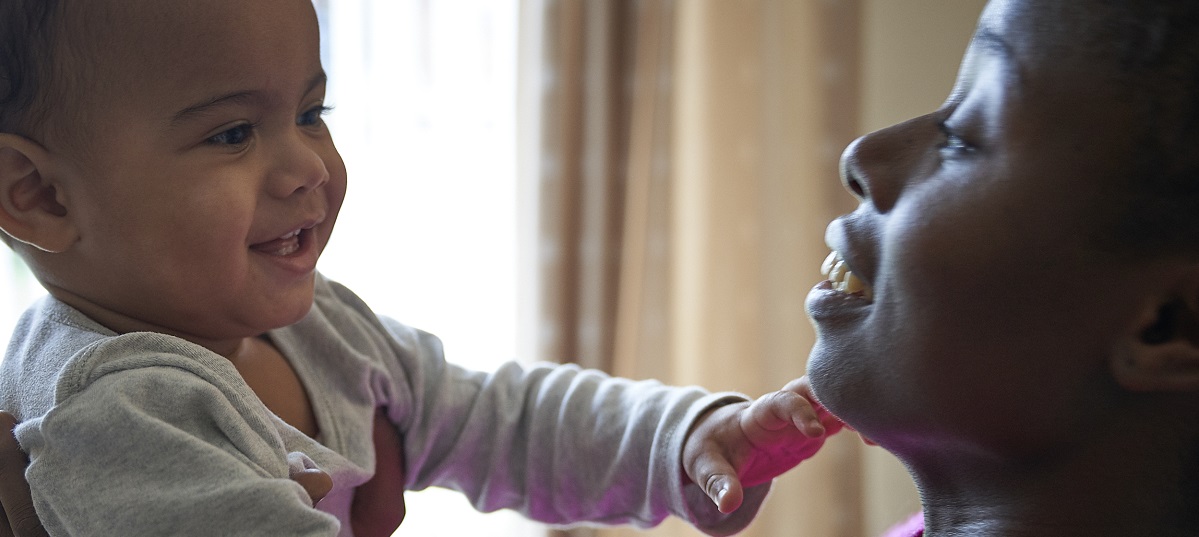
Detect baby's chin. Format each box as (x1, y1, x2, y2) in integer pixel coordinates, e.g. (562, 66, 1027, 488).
(261, 292, 318, 330)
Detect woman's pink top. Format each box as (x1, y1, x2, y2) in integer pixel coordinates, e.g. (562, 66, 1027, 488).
(880, 512, 924, 537)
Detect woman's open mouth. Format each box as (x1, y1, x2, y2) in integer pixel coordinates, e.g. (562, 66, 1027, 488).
(821, 251, 873, 301)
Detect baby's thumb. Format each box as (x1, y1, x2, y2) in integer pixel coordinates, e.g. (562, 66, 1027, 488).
(694, 456, 744, 514)
(292, 468, 334, 505)
(287, 452, 333, 505)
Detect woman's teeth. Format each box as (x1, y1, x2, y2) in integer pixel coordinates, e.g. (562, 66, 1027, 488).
(821, 251, 872, 299)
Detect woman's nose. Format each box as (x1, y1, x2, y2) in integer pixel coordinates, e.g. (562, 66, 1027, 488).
(838, 115, 935, 213)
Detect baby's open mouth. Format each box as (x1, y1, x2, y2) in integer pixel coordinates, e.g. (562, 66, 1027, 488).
(251, 229, 304, 257)
(821, 251, 873, 300)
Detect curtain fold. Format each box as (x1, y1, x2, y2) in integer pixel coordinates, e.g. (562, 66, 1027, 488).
(534, 0, 635, 374)
(527, 1, 915, 536)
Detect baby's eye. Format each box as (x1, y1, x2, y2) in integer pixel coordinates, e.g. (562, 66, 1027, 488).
(298, 105, 332, 127)
(206, 123, 255, 147)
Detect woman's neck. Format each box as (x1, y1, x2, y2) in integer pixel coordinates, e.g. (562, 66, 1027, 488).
(908, 414, 1195, 537)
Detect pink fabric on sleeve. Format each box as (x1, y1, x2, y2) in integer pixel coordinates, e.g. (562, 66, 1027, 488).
(879, 512, 924, 537)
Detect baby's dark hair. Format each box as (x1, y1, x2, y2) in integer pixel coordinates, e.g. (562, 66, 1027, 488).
(1091, 0, 1199, 257)
(0, 0, 61, 139)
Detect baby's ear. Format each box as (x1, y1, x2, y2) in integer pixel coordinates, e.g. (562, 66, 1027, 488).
(1113, 276, 1199, 392)
(0, 134, 76, 253)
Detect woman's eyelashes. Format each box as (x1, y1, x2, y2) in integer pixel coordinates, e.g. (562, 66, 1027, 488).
(938, 121, 975, 157)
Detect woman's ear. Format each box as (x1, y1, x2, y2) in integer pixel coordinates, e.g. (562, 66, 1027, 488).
(1113, 277, 1199, 392)
(0, 133, 76, 253)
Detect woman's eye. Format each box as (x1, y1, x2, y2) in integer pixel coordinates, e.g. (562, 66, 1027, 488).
(938, 123, 974, 155)
(945, 133, 969, 150)
(298, 105, 332, 127)
(206, 124, 254, 146)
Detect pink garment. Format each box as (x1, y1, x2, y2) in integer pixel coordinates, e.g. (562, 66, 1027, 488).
(880, 512, 924, 537)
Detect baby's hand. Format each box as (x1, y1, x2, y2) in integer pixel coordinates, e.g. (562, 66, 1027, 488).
(682, 377, 842, 514)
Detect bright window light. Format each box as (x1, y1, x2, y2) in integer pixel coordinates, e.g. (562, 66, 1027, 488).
(315, 1, 542, 536)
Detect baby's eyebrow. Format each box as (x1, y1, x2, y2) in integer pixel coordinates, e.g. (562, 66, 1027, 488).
(170, 91, 260, 126)
(306, 71, 328, 95)
(169, 71, 327, 126)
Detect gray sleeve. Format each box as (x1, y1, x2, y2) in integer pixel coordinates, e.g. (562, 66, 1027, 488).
(18, 363, 340, 537)
(381, 321, 769, 536)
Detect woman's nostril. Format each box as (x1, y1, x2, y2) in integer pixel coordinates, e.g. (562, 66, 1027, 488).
(838, 137, 870, 201)
(847, 176, 866, 198)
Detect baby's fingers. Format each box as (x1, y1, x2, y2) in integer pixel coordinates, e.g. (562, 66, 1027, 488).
(689, 453, 745, 514)
(747, 390, 825, 438)
(781, 377, 845, 435)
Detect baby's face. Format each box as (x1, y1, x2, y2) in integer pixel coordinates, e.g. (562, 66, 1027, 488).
(806, 0, 1163, 461)
(41, 0, 346, 349)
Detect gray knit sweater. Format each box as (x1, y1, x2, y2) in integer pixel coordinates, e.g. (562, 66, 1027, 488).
(0, 275, 768, 536)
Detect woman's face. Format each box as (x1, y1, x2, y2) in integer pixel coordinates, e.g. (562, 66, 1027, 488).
(805, 0, 1172, 461)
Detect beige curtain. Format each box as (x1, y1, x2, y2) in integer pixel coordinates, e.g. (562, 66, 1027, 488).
(523, 1, 984, 536)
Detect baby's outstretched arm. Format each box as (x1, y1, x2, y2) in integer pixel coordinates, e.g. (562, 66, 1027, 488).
(682, 377, 842, 514)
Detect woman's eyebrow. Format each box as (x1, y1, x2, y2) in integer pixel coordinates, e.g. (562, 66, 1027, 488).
(972, 27, 1015, 63)
(973, 28, 1011, 58)
(971, 25, 1023, 86)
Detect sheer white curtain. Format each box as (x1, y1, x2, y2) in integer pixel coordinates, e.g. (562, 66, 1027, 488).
(313, 1, 543, 536)
(0, 252, 42, 354)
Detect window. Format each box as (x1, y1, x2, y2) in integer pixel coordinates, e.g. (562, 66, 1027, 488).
(0, 250, 41, 353)
(315, 1, 539, 535)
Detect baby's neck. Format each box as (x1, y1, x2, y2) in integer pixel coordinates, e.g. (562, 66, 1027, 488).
(44, 284, 240, 356)
(226, 335, 319, 438)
